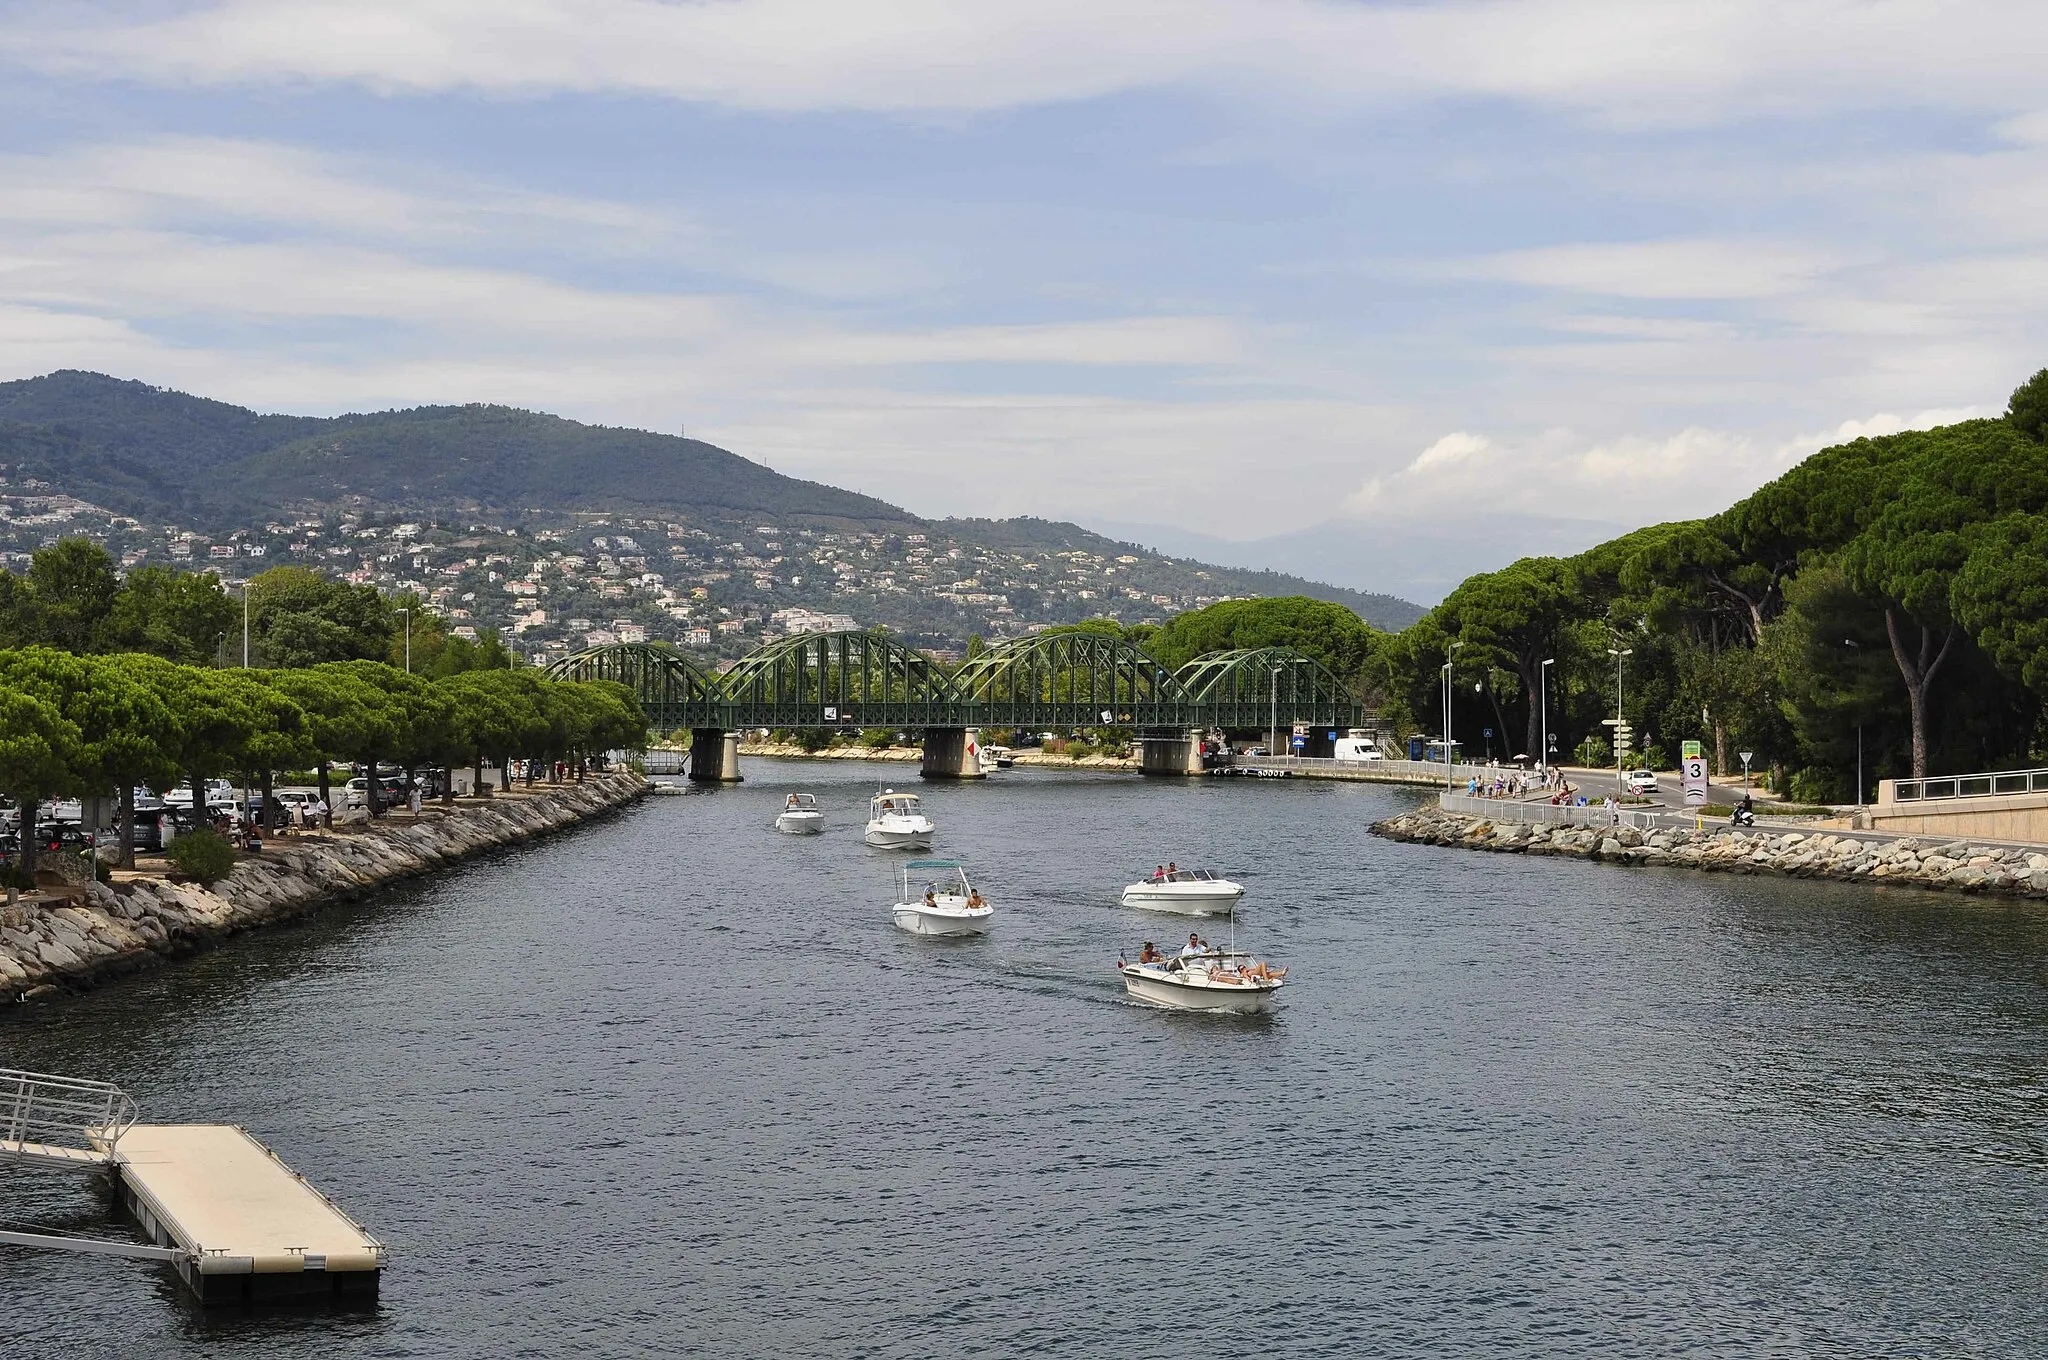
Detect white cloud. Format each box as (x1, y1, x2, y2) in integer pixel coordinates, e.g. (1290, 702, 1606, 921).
(11, 1, 2048, 128)
(1459, 238, 1845, 301)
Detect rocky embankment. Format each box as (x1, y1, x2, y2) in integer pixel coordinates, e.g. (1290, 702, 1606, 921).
(1374, 805, 2048, 899)
(0, 774, 643, 1003)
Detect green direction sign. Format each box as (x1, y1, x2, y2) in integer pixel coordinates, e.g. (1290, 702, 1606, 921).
(1682, 739, 1702, 759)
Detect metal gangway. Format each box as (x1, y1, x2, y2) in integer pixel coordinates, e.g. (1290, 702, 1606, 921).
(0, 1068, 187, 1265)
(1, 1067, 137, 1170)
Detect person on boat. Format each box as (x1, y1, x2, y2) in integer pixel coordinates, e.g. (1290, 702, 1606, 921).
(924, 886, 937, 908)
(1166, 861, 1179, 876)
(1152, 864, 1166, 881)
(1138, 941, 1162, 964)
(787, 794, 800, 809)
(1181, 932, 1204, 959)
(966, 889, 985, 910)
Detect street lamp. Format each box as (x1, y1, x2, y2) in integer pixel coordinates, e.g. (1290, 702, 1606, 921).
(1606, 644, 1632, 789)
(239, 580, 249, 668)
(401, 606, 412, 674)
(1540, 657, 1555, 778)
(1843, 638, 1862, 806)
(1443, 640, 1465, 788)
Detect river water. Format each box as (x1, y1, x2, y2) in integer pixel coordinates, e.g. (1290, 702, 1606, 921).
(3, 761, 2044, 1358)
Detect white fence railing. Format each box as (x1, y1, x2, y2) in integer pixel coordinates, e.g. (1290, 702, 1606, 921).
(1229, 755, 1497, 783)
(1439, 792, 1667, 831)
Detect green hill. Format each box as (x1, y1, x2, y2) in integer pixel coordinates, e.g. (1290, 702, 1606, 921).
(0, 371, 1423, 636)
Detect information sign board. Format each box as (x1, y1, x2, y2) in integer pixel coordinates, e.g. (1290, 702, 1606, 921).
(1682, 754, 1709, 805)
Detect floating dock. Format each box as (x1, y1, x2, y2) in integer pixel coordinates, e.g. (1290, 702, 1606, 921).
(115, 1124, 384, 1301)
(2, 1069, 383, 1303)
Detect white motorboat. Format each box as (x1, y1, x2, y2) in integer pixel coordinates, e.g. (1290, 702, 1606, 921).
(1118, 948, 1285, 1014)
(891, 859, 993, 936)
(775, 792, 824, 834)
(985, 744, 1015, 768)
(1120, 868, 1244, 914)
(865, 790, 934, 849)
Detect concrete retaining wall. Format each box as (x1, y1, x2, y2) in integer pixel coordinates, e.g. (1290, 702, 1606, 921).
(0, 774, 644, 1003)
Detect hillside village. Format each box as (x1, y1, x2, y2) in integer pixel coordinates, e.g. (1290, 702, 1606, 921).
(0, 484, 1263, 664)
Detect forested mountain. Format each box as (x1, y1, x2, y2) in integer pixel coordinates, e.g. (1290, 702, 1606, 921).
(1372, 368, 2048, 799)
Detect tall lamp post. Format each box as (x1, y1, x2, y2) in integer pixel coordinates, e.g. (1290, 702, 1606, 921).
(1540, 657, 1555, 777)
(1606, 644, 1632, 790)
(1843, 638, 1862, 806)
(239, 580, 250, 669)
(1442, 639, 1465, 788)
(401, 606, 412, 674)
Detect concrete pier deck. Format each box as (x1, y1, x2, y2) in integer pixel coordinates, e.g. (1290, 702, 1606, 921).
(114, 1124, 384, 1302)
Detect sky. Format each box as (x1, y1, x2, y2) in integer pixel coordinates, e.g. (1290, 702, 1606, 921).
(2, 1, 2045, 603)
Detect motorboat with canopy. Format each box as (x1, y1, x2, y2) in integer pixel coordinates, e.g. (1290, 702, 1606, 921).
(865, 790, 935, 849)
(891, 859, 994, 936)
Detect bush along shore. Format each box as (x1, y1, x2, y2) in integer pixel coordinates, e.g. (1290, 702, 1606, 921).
(0, 773, 643, 1003)
(1373, 804, 2048, 899)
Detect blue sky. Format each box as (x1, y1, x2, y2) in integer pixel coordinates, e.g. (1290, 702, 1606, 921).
(2, 1, 2045, 601)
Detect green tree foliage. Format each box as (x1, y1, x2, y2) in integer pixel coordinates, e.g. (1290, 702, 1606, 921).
(102, 564, 238, 664)
(1146, 597, 1383, 680)
(247, 566, 395, 668)
(25, 540, 120, 652)
(2009, 367, 2048, 443)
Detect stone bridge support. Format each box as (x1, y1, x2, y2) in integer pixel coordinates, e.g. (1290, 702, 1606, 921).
(688, 729, 743, 783)
(920, 727, 986, 780)
(1140, 729, 1208, 776)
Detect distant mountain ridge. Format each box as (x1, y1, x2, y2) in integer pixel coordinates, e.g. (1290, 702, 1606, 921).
(0, 371, 1422, 629)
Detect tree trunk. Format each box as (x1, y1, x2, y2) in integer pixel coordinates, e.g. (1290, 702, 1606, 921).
(259, 768, 275, 831)
(316, 761, 333, 829)
(367, 758, 382, 818)
(474, 750, 488, 797)
(525, 758, 537, 788)
(119, 784, 136, 871)
(20, 797, 37, 879)
(1519, 661, 1544, 768)
(1884, 609, 1958, 780)
(498, 756, 513, 792)
(190, 763, 206, 831)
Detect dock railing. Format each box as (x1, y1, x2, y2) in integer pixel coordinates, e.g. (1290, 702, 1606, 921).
(1228, 754, 1496, 784)
(1439, 791, 1668, 831)
(1883, 765, 2048, 803)
(0, 1068, 139, 1168)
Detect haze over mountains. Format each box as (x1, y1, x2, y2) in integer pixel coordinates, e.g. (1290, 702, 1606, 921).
(0, 372, 1423, 639)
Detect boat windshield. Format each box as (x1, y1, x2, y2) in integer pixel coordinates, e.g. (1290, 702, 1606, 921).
(873, 793, 922, 814)
(785, 794, 818, 809)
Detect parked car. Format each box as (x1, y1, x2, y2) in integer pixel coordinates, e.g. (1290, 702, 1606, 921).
(1625, 768, 1660, 795)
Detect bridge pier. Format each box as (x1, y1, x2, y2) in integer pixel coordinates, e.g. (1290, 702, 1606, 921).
(688, 729, 742, 783)
(920, 727, 986, 780)
(1140, 729, 1208, 776)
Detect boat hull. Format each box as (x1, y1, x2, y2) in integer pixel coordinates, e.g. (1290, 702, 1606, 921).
(1119, 966, 1279, 1014)
(892, 903, 993, 936)
(775, 811, 824, 834)
(1120, 882, 1244, 914)
(866, 820, 934, 849)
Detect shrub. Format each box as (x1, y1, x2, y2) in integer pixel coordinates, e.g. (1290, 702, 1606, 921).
(164, 829, 238, 886)
(793, 727, 833, 752)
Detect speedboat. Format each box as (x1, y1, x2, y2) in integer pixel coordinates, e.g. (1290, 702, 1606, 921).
(985, 744, 1014, 768)
(1118, 948, 1285, 1014)
(891, 859, 993, 936)
(1120, 868, 1244, 914)
(865, 790, 934, 849)
(775, 792, 823, 834)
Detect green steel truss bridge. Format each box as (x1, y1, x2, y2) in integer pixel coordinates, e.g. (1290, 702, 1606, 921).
(545, 632, 1366, 735)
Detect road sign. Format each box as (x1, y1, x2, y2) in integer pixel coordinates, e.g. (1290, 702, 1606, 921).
(1682, 739, 1702, 759)
(823, 706, 838, 721)
(1292, 723, 1307, 737)
(1682, 754, 1709, 805)
(1739, 751, 1754, 767)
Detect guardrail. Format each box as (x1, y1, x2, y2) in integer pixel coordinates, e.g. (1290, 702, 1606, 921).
(1229, 754, 1500, 783)
(1, 1068, 138, 1166)
(1440, 792, 1669, 831)
(1885, 766, 2048, 803)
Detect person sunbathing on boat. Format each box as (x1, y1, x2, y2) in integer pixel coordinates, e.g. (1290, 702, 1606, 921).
(1138, 941, 1163, 964)
(966, 889, 986, 910)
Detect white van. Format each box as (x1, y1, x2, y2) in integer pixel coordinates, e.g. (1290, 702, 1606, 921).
(1332, 732, 1384, 763)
